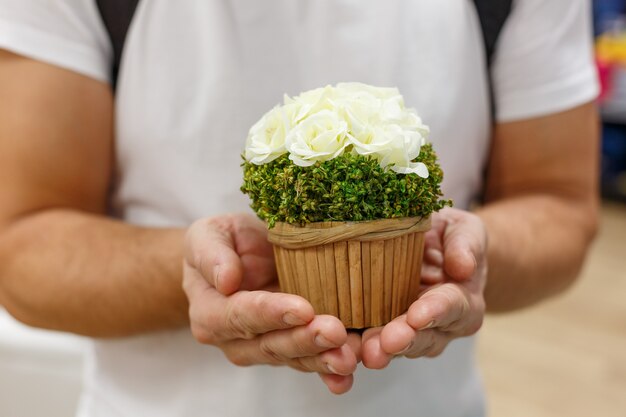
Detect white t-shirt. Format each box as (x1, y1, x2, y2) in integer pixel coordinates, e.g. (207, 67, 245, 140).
(0, 1, 598, 416)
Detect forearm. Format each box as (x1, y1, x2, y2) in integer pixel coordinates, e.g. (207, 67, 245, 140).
(0, 209, 188, 337)
(476, 194, 598, 312)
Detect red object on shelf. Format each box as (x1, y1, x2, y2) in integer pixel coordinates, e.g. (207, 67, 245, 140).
(597, 58, 615, 103)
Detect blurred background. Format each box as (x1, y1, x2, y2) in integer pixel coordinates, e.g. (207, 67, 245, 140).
(1, 2, 626, 416)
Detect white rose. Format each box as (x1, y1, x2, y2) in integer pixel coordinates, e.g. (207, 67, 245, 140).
(327, 87, 386, 147)
(285, 110, 349, 166)
(335, 82, 406, 122)
(334, 82, 427, 141)
(245, 82, 431, 176)
(373, 124, 430, 178)
(244, 106, 291, 164)
(285, 85, 336, 120)
(346, 123, 391, 156)
(396, 108, 430, 140)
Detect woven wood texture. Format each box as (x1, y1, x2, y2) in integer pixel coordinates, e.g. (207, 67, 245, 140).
(272, 218, 429, 328)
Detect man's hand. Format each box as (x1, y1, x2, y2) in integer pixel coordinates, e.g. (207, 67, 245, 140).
(361, 208, 487, 368)
(182, 213, 361, 394)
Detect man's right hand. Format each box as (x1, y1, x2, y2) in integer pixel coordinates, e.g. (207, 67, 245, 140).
(182, 213, 361, 394)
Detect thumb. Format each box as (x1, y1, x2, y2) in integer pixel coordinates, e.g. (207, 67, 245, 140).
(441, 210, 487, 281)
(185, 217, 244, 295)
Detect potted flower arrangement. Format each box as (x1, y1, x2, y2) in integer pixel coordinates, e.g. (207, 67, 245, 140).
(241, 83, 450, 328)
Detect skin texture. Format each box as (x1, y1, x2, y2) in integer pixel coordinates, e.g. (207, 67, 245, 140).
(0, 49, 599, 394)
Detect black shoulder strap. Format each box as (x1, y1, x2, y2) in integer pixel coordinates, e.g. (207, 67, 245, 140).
(473, 0, 513, 67)
(96, 0, 140, 90)
(473, 0, 513, 120)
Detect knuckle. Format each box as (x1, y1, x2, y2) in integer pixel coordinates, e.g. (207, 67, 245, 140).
(181, 267, 194, 293)
(405, 331, 436, 359)
(425, 342, 447, 358)
(259, 339, 284, 364)
(430, 284, 458, 311)
(194, 252, 210, 277)
(208, 214, 236, 237)
(459, 295, 471, 317)
(224, 349, 253, 367)
(423, 331, 438, 352)
(248, 291, 271, 313)
(291, 357, 315, 373)
(459, 297, 485, 336)
(190, 324, 215, 345)
(188, 306, 218, 345)
(465, 313, 484, 336)
(187, 218, 210, 245)
(293, 338, 313, 357)
(476, 296, 486, 315)
(226, 306, 256, 340)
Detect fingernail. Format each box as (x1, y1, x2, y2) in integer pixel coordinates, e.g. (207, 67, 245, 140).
(426, 249, 444, 266)
(398, 341, 414, 355)
(326, 363, 340, 374)
(214, 265, 220, 289)
(315, 334, 335, 348)
(419, 320, 435, 331)
(282, 312, 306, 326)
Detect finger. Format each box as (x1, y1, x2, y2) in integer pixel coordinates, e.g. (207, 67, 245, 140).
(224, 337, 358, 375)
(361, 327, 392, 369)
(224, 290, 316, 338)
(185, 217, 243, 295)
(424, 248, 444, 267)
(225, 316, 355, 375)
(401, 329, 451, 359)
(230, 214, 278, 291)
(319, 373, 354, 395)
(378, 316, 417, 355)
(257, 315, 347, 360)
(421, 263, 445, 285)
(420, 214, 448, 285)
(188, 284, 315, 344)
(346, 332, 363, 364)
(406, 283, 472, 334)
(378, 316, 452, 359)
(441, 209, 487, 281)
(299, 343, 358, 375)
(260, 283, 281, 292)
(423, 218, 446, 253)
(182, 259, 212, 297)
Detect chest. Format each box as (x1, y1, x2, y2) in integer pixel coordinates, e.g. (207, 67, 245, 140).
(112, 0, 490, 223)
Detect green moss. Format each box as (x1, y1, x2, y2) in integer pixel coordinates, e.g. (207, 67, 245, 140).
(241, 143, 452, 227)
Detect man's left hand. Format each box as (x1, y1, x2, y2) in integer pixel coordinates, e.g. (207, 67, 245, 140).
(361, 208, 487, 368)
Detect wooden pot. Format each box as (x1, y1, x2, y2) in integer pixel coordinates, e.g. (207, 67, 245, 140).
(267, 216, 431, 329)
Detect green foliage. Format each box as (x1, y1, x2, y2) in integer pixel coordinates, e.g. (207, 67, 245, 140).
(241, 143, 452, 227)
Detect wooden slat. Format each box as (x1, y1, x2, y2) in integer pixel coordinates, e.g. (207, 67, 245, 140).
(292, 249, 309, 300)
(397, 235, 409, 317)
(391, 237, 402, 318)
(323, 242, 339, 317)
(348, 241, 364, 328)
(408, 234, 425, 306)
(383, 239, 395, 324)
(334, 241, 352, 327)
(304, 246, 323, 315)
(370, 240, 386, 327)
(401, 233, 416, 313)
(274, 247, 290, 294)
(361, 241, 371, 326)
(315, 243, 328, 315)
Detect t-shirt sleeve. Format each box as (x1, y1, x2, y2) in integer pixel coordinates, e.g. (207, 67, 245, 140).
(0, 0, 112, 83)
(492, 0, 599, 122)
